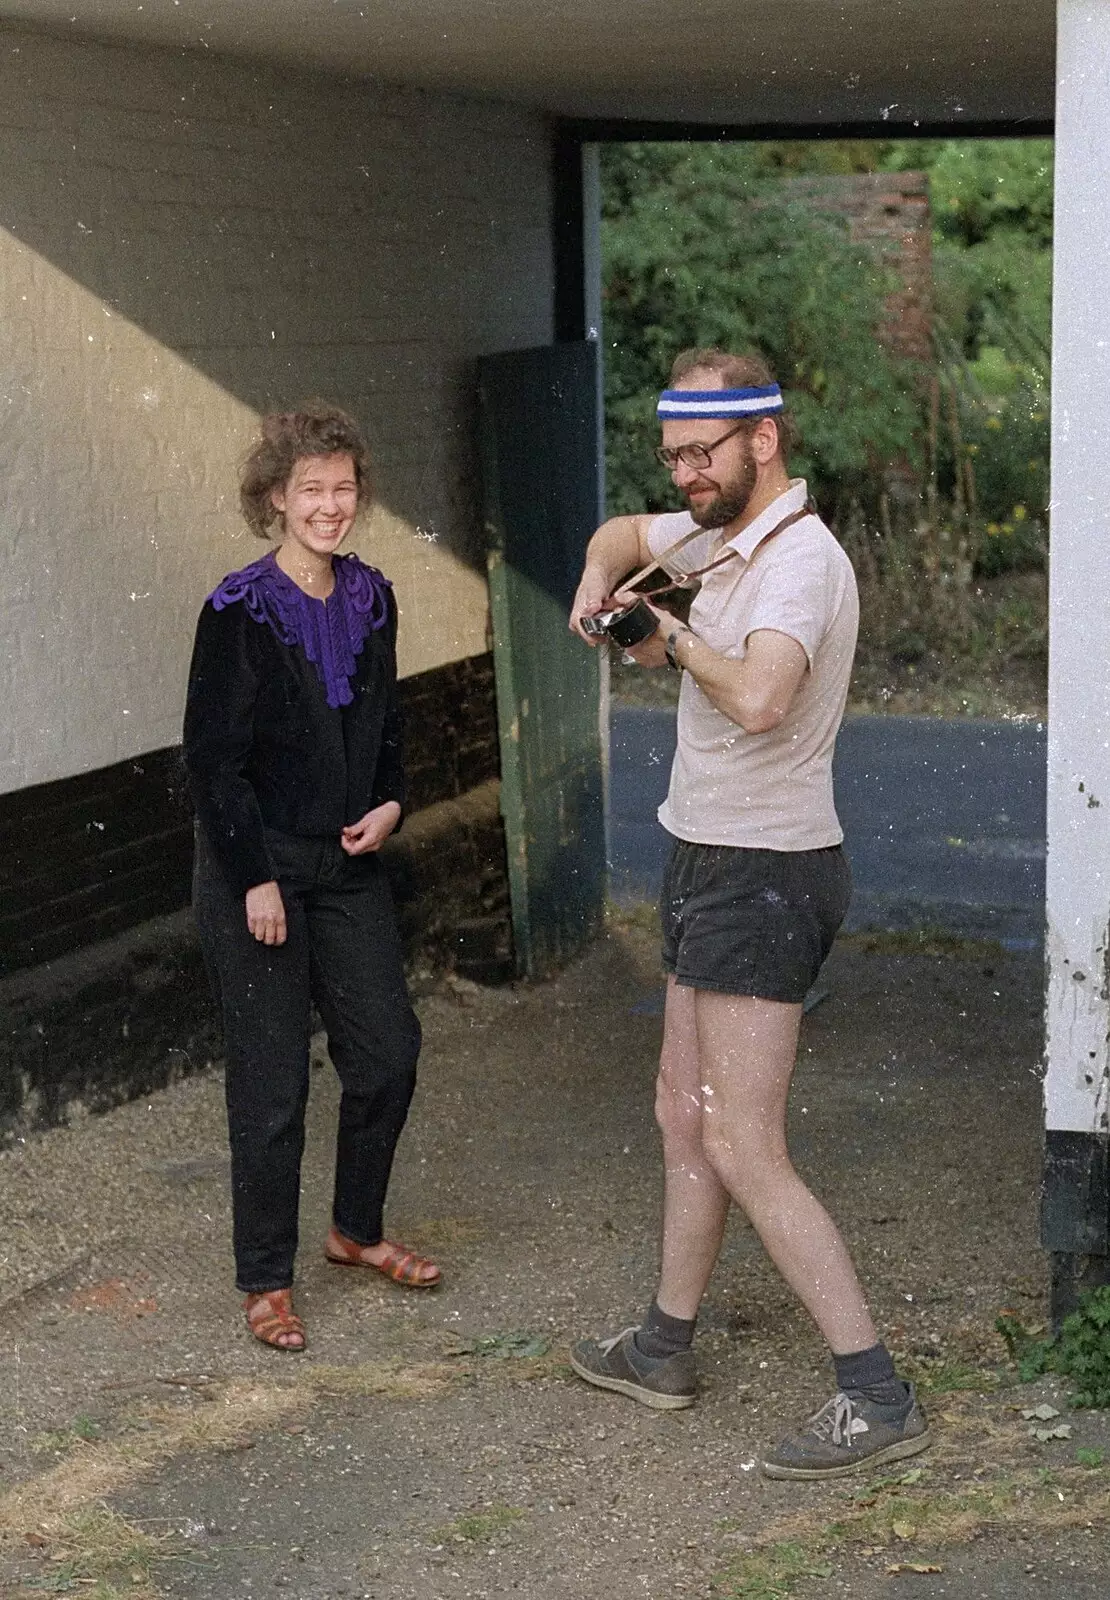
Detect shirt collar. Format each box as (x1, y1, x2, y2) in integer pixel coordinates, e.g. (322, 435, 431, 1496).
(722, 478, 810, 562)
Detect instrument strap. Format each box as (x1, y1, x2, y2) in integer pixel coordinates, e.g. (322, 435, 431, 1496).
(628, 499, 815, 601)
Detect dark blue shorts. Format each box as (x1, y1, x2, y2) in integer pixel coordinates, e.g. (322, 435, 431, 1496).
(660, 839, 852, 1003)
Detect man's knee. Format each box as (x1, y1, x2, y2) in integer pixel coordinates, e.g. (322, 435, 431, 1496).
(701, 1120, 787, 1199)
(654, 1060, 703, 1146)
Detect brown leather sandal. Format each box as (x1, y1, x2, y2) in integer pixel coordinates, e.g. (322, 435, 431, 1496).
(245, 1288, 306, 1351)
(324, 1229, 441, 1288)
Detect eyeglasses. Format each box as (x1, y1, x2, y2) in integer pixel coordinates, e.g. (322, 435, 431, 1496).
(654, 418, 750, 472)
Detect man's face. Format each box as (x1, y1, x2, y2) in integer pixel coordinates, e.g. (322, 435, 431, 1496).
(660, 417, 759, 530)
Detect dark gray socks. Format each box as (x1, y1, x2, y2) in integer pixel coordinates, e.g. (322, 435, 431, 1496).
(634, 1299, 696, 1360)
(633, 1314, 907, 1406)
(834, 1342, 910, 1408)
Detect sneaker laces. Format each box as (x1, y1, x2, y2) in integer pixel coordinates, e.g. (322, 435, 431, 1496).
(809, 1392, 871, 1450)
(597, 1326, 640, 1356)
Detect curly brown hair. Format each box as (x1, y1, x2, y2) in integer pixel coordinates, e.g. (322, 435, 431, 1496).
(668, 347, 798, 461)
(239, 402, 373, 539)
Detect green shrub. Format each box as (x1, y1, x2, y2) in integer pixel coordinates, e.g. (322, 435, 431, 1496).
(997, 1286, 1110, 1409)
(600, 142, 922, 521)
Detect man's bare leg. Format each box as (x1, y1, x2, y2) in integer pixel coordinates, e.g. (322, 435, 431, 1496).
(693, 989, 877, 1355)
(566, 977, 723, 1409)
(653, 976, 731, 1319)
(571, 982, 887, 1418)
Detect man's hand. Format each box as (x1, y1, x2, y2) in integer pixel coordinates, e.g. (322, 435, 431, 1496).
(616, 593, 672, 669)
(341, 800, 402, 856)
(245, 880, 287, 945)
(569, 514, 654, 643)
(569, 565, 612, 644)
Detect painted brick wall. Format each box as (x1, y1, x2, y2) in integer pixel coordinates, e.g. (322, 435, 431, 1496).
(0, 26, 555, 797)
(0, 653, 502, 980)
(786, 172, 933, 361)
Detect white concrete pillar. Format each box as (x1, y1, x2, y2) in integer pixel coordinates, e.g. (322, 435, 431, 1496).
(1043, 0, 1110, 1308)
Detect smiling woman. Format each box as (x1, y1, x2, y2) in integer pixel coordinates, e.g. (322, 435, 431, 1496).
(182, 403, 441, 1355)
(238, 405, 373, 543)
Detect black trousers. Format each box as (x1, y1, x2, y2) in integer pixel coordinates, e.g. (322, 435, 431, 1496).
(193, 826, 421, 1293)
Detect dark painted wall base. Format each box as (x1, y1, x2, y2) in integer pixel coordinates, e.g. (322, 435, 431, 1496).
(387, 778, 514, 985)
(0, 907, 219, 1138)
(1042, 1129, 1109, 1253)
(1042, 1128, 1110, 1327)
(0, 653, 502, 981)
(1049, 1251, 1110, 1330)
(0, 779, 512, 1143)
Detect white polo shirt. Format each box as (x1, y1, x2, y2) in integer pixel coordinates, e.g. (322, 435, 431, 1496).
(646, 479, 858, 851)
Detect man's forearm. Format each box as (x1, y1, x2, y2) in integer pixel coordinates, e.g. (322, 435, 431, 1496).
(582, 515, 648, 592)
(668, 629, 762, 728)
(667, 624, 807, 735)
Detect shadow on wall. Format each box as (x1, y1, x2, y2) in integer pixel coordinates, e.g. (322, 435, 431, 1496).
(0, 25, 555, 791)
(0, 24, 556, 570)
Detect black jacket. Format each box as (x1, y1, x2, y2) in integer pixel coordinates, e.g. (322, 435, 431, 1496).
(183, 585, 404, 894)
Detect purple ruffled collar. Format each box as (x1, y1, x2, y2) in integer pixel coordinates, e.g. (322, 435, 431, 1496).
(210, 550, 391, 709)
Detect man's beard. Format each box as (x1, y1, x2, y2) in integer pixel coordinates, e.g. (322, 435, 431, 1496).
(687, 449, 757, 529)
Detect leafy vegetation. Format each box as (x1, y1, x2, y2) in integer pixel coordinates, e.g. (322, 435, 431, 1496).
(447, 1329, 552, 1359)
(601, 142, 921, 522)
(433, 1504, 527, 1545)
(997, 1286, 1110, 1408)
(600, 137, 1053, 715)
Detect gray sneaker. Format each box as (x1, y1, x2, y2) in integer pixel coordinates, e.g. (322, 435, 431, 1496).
(761, 1385, 931, 1480)
(569, 1325, 697, 1411)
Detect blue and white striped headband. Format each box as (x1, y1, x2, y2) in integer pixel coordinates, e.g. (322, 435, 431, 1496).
(657, 384, 784, 420)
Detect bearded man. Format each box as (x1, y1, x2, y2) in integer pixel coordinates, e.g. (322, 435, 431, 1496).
(568, 348, 929, 1480)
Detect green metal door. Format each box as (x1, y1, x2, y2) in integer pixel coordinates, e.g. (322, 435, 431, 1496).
(478, 341, 606, 978)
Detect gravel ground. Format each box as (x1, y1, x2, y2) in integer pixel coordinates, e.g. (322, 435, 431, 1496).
(1, 916, 1107, 1599)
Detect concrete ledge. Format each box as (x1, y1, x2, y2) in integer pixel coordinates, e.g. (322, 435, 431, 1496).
(0, 780, 513, 1142)
(385, 778, 513, 983)
(0, 908, 220, 1143)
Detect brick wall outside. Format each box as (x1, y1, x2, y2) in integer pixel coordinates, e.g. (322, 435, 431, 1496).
(0, 654, 503, 981)
(0, 774, 511, 1140)
(0, 658, 511, 1138)
(787, 172, 933, 362)
(403, 654, 500, 814)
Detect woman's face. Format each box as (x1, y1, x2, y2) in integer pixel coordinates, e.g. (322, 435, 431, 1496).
(271, 452, 359, 559)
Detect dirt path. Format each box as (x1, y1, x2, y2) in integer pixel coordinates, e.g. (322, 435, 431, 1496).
(1, 918, 1107, 1599)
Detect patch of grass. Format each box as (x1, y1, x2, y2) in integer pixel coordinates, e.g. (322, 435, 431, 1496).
(447, 1331, 552, 1360)
(17, 1504, 174, 1599)
(0, 1380, 306, 1556)
(442, 1331, 573, 1386)
(899, 1354, 1002, 1398)
(433, 1504, 527, 1545)
(840, 927, 1006, 960)
(1077, 1448, 1106, 1469)
(32, 1417, 103, 1456)
(716, 1458, 1110, 1599)
(303, 1359, 457, 1400)
(716, 1541, 833, 1598)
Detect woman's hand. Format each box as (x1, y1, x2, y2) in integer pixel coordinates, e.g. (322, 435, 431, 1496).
(245, 880, 287, 945)
(341, 800, 401, 856)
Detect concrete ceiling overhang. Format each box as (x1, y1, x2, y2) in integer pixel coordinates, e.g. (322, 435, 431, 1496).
(0, 0, 1054, 128)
